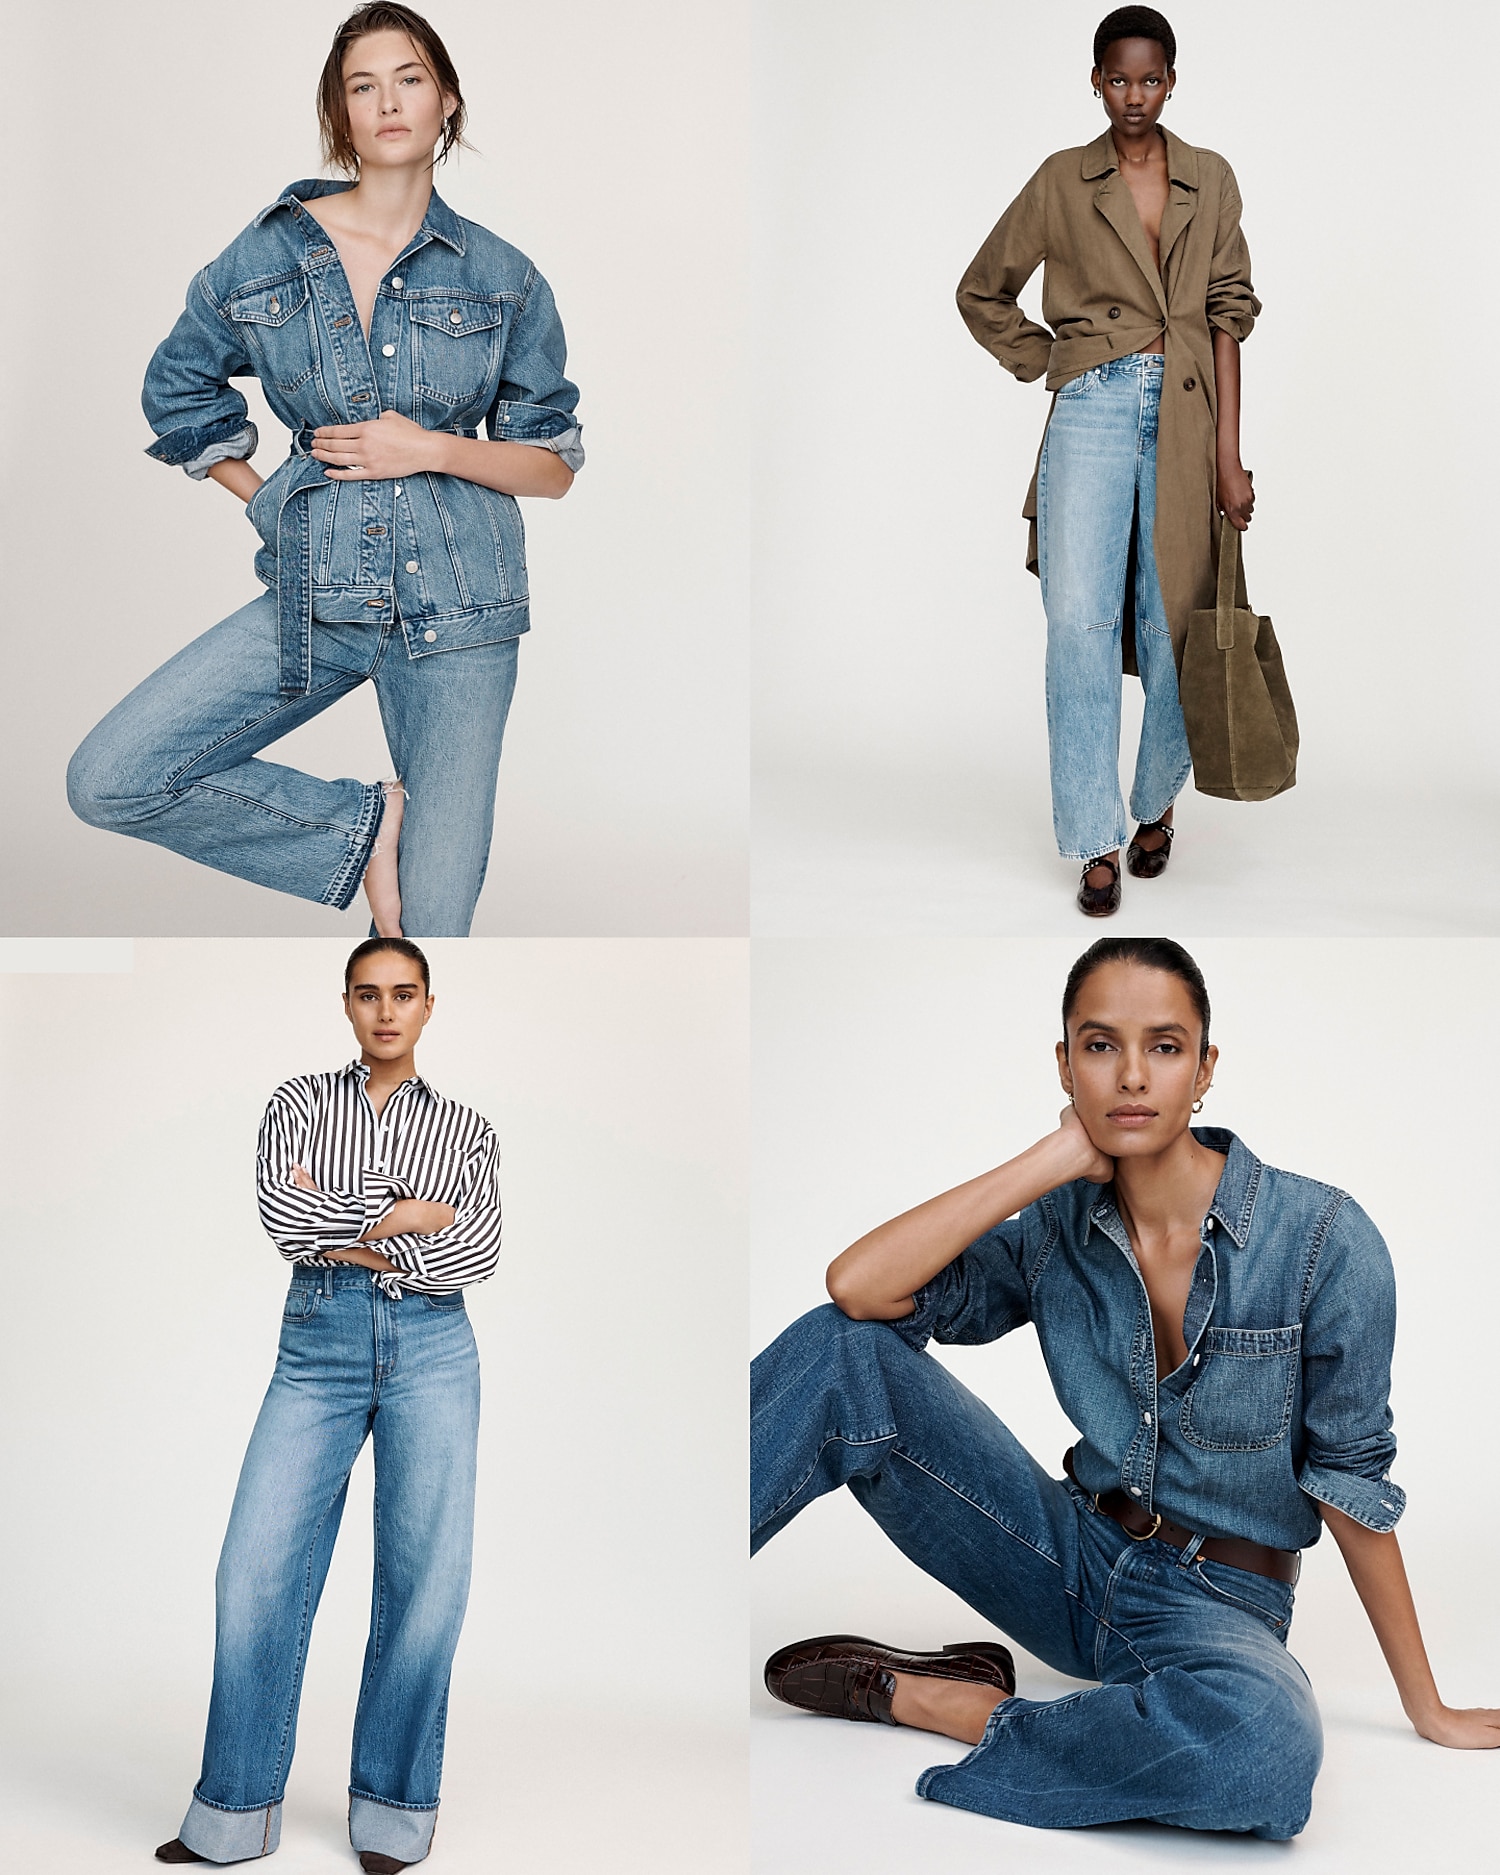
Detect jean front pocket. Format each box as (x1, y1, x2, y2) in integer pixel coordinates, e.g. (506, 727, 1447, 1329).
(418, 1290, 467, 1312)
(411, 294, 505, 411)
(281, 1281, 322, 1323)
(1192, 1556, 1295, 1635)
(1054, 365, 1105, 402)
(1180, 1324, 1300, 1452)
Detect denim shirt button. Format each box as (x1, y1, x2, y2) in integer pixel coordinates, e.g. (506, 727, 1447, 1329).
(1129, 1485, 1142, 1496)
(391, 276, 404, 290)
(394, 484, 403, 496)
(449, 309, 463, 324)
(406, 560, 419, 573)
(1142, 1412, 1151, 1424)
(382, 344, 396, 357)
(424, 629, 437, 643)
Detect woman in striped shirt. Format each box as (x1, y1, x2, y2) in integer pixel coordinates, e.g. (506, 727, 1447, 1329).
(157, 938, 499, 1874)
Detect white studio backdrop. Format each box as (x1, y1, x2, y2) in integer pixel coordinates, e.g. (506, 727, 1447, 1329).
(752, 1, 1500, 934)
(2, 1, 748, 937)
(0, 939, 748, 1871)
(750, 934, 1500, 1870)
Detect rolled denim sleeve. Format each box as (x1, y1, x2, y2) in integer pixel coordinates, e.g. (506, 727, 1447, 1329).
(1296, 1196, 1405, 1532)
(142, 267, 260, 475)
(890, 1217, 1032, 1352)
(485, 266, 584, 469)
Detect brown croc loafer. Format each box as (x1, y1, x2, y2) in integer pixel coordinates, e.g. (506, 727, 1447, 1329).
(1125, 818, 1175, 880)
(765, 1633, 1016, 1724)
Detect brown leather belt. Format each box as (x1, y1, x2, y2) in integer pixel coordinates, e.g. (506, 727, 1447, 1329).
(1063, 1447, 1299, 1585)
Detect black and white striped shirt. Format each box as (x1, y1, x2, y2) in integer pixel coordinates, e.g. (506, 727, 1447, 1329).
(256, 1062, 502, 1297)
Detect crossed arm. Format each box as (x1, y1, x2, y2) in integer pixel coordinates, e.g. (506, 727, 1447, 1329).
(289, 1163, 454, 1275)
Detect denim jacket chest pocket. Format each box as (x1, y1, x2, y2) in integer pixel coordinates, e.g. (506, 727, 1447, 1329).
(1179, 1323, 1301, 1453)
(410, 293, 505, 415)
(227, 276, 320, 396)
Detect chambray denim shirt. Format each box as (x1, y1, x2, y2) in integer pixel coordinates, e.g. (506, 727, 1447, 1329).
(896, 1129, 1404, 1552)
(142, 180, 582, 694)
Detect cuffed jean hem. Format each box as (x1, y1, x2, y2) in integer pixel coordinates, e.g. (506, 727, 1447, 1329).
(1058, 834, 1130, 866)
(349, 1792, 439, 1862)
(323, 781, 387, 911)
(179, 1793, 281, 1861)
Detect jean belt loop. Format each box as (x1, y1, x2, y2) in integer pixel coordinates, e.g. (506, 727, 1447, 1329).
(1179, 1532, 1207, 1567)
(322, 1266, 334, 1299)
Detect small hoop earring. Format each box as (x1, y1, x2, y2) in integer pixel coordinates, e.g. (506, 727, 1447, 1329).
(1093, 87, 1101, 98)
(1192, 1099, 1204, 1113)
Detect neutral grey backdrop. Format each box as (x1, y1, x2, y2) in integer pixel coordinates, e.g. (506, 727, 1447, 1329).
(0, 939, 748, 1872)
(752, 0, 1499, 934)
(750, 934, 1500, 1870)
(2, 1, 748, 937)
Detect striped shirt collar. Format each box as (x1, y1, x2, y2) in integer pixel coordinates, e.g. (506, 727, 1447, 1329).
(338, 1059, 438, 1104)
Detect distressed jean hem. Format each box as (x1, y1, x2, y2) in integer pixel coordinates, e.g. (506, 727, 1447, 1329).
(323, 781, 386, 910)
(349, 1791, 440, 1861)
(179, 1792, 281, 1861)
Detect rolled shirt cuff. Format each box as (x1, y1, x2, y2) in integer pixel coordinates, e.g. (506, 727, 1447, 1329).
(1298, 1461, 1406, 1532)
(179, 1793, 281, 1861)
(511, 423, 584, 472)
(349, 1793, 439, 1863)
(181, 422, 259, 482)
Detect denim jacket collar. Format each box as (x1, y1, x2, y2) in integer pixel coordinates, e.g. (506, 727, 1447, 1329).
(1079, 125, 1201, 190)
(252, 178, 468, 256)
(1089, 1127, 1260, 1250)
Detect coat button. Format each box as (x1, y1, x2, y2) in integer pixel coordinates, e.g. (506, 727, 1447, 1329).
(423, 629, 437, 643)
(1183, 377, 1196, 390)
(391, 276, 404, 290)
(406, 560, 419, 573)
(382, 344, 396, 357)
(449, 309, 463, 324)
(1108, 305, 1120, 318)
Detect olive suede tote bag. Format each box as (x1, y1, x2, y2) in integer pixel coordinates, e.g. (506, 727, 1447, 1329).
(1179, 520, 1298, 801)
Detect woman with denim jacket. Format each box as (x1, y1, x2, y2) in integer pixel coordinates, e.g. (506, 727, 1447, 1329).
(67, 2, 582, 938)
(957, 7, 1256, 916)
(752, 938, 1500, 1841)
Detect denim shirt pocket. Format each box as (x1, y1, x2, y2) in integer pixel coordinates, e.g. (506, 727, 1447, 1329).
(227, 274, 319, 395)
(1179, 1323, 1301, 1453)
(410, 294, 505, 414)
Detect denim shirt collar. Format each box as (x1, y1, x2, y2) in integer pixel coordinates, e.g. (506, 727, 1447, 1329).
(252, 178, 468, 255)
(1089, 1126, 1260, 1250)
(1079, 125, 1200, 190)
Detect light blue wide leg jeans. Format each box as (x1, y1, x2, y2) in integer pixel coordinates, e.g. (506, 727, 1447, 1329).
(1037, 352, 1193, 863)
(177, 1266, 480, 1866)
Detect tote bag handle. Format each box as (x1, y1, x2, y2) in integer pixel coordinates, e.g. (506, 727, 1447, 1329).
(1215, 520, 1241, 651)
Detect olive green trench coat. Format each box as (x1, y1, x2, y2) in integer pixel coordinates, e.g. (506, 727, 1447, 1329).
(957, 126, 1260, 675)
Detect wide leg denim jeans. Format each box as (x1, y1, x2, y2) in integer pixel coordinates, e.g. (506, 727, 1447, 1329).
(1037, 352, 1193, 862)
(178, 1266, 480, 1866)
(752, 1307, 1323, 1841)
(65, 592, 518, 936)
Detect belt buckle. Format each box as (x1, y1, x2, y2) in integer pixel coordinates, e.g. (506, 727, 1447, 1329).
(1125, 1511, 1162, 1542)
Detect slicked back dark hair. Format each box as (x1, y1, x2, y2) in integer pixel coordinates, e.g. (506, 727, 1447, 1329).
(344, 937, 431, 994)
(1093, 6, 1176, 70)
(318, 2, 469, 176)
(1062, 937, 1210, 1058)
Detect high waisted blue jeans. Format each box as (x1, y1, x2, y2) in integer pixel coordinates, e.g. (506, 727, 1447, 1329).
(65, 592, 519, 936)
(177, 1266, 481, 1866)
(1037, 352, 1193, 862)
(752, 1308, 1323, 1840)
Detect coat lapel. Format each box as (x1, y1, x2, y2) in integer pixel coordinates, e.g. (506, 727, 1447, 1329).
(1082, 130, 1168, 317)
(1156, 129, 1200, 286)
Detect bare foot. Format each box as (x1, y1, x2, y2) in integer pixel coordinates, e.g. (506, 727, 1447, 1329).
(363, 781, 405, 936)
(1083, 848, 1121, 891)
(889, 1670, 1009, 1744)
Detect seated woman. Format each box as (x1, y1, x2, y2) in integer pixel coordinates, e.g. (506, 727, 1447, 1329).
(751, 937, 1499, 1840)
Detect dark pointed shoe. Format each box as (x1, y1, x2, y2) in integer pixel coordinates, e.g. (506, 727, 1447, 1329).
(1125, 818, 1175, 880)
(359, 1856, 409, 1874)
(765, 1633, 1016, 1724)
(1076, 854, 1122, 917)
(154, 1846, 207, 1866)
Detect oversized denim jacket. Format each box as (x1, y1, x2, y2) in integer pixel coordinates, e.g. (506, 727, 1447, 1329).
(142, 180, 582, 694)
(896, 1129, 1404, 1552)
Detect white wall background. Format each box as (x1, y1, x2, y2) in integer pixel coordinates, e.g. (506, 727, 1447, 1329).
(750, 934, 1500, 1870)
(752, 1, 1499, 933)
(0, 939, 748, 1871)
(2, 1, 748, 936)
